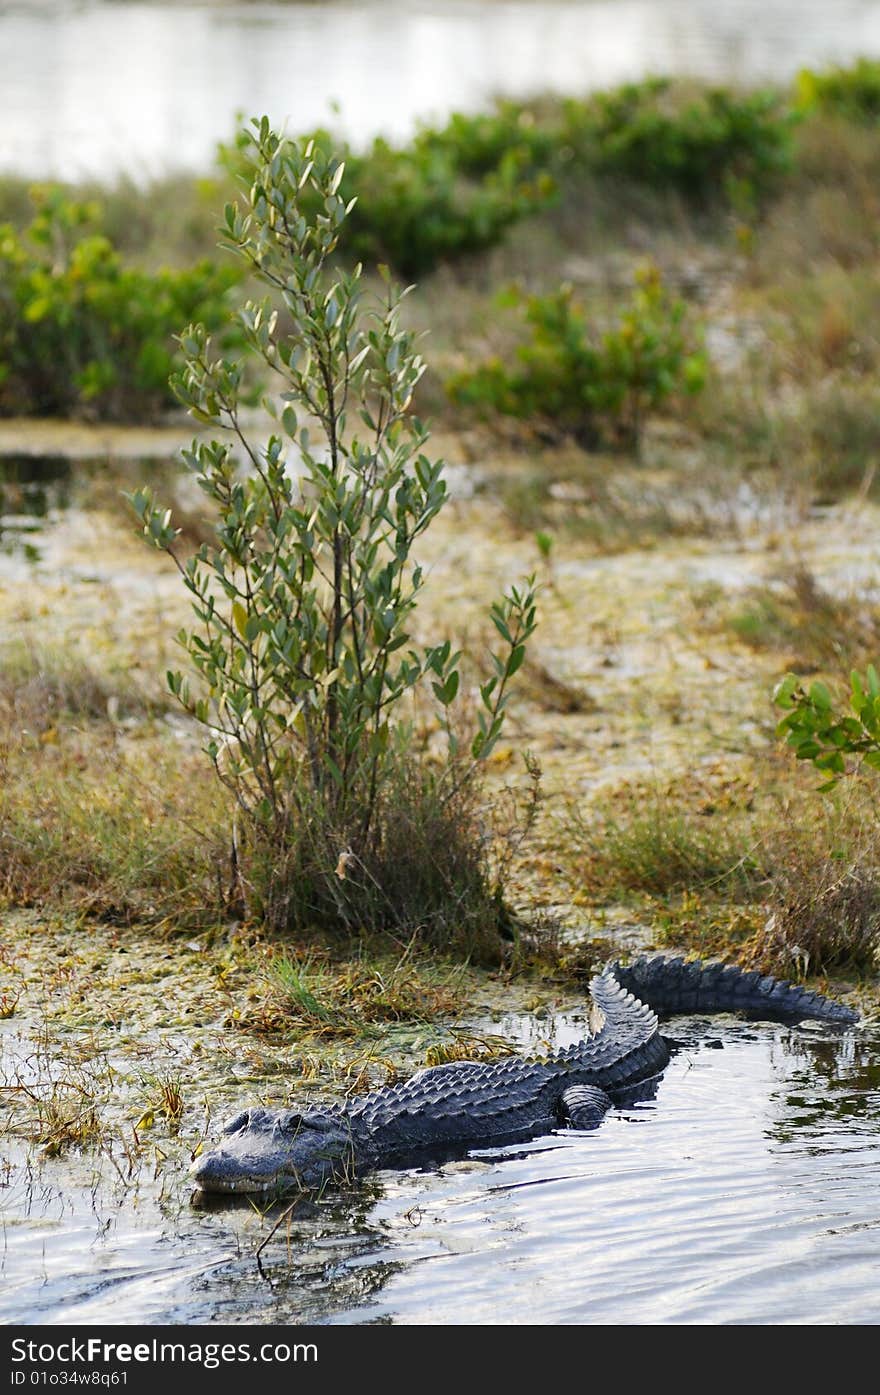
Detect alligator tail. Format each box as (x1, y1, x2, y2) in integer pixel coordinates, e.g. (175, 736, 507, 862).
(608, 955, 859, 1025)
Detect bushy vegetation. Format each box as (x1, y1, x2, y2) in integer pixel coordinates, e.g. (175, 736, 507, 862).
(219, 123, 556, 280)
(447, 265, 706, 450)
(6, 63, 880, 1000)
(796, 58, 880, 122)
(212, 78, 795, 282)
(415, 79, 794, 206)
(0, 188, 239, 419)
(578, 79, 795, 203)
(132, 119, 538, 953)
(774, 666, 880, 789)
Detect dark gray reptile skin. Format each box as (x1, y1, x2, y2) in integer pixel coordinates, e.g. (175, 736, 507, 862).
(191, 955, 858, 1195)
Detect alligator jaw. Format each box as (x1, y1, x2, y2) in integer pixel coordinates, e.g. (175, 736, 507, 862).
(189, 1157, 285, 1196)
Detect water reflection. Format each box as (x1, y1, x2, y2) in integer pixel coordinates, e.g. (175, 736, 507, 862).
(0, 450, 193, 571)
(0, 453, 71, 562)
(3, 2, 880, 180)
(766, 1028, 880, 1140)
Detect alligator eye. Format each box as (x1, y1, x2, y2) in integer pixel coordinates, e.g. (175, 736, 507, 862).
(278, 1111, 303, 1134)
(221, 1109, 251, 1136)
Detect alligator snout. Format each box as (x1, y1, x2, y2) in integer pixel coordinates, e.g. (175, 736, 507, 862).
(191, 1105, 356, 1195)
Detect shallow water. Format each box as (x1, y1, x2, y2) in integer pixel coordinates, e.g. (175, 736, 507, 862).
(3, 1, 880, 180)
(2, 1013, 878, 1326)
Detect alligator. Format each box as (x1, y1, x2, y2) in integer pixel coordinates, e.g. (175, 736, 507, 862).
(191, 955, 859, 1196)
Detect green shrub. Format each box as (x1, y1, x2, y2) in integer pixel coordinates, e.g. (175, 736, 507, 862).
(447, 265, 706, 450)
(796, 59, 880, 122)
(413, 81, 794, 209)
(414, 101, 567, 178)
(344, 138, 554, 278)
(132, 119, 538, 950)
(0, 188, 240, 419)
(219, 123, 555, 279)
(774, 666, 880, 789)
(577, 79, 795, 203)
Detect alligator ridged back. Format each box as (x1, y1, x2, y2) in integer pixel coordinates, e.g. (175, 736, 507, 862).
(608, 955, 859, 1025)
(539, 968, 670, 1102)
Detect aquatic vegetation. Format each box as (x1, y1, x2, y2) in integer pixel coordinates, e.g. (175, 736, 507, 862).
(259, 948, 462, 1038)
(136, 1072, 185, 1134)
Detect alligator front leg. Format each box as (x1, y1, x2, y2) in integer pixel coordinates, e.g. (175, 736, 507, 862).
(559, 1084, 614, 1130)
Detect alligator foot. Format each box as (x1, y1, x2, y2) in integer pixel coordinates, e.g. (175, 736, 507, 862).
(559, 1084, 614, 1129)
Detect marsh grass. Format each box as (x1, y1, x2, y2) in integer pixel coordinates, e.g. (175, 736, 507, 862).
(744, 784, 880, 975)
(722, 565, 880, 671)
(257, 944, 463, 1038)
(0, 639, 232, 927)
(754, 113, 880, 279)
(0, 639, 162, 726)
(566, 787, 758, 902)
(562, 763, 880, 976)
(136, 1072, 186, 1134)
(3, 1031, 118, 1157)
(749, 861, 880, 976)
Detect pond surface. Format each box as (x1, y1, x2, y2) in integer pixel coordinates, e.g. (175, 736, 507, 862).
(3, 1, 880, 180)
(2, 1011, 878, 1325)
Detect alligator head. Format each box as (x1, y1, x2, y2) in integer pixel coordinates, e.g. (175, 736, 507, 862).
(190, 1105, 357, 1195)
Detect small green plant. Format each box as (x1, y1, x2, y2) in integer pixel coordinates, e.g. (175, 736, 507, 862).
(774, 666, 880, 789)
(0, 188, 239, 419)
(447, 265, 706, 450)
(131, 118, 537, 949)
(796, 59, 880, 122)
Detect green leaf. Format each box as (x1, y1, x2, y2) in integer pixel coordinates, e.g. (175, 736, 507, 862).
(507, 644, 526, 678)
